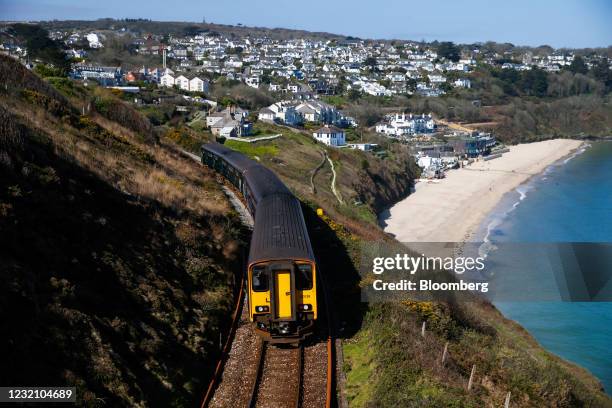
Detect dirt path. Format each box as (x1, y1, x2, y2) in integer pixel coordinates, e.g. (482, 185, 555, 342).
(326, 153, 343, 205)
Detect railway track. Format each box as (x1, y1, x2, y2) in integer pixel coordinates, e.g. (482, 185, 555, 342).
(202, 290, 334, 408)
(247, 340, 303, 408)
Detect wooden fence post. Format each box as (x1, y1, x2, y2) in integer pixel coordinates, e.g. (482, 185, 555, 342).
(441, 342, 448, 365)
(467, 364, 476, 391)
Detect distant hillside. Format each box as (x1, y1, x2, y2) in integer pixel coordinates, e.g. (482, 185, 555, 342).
(35, 19, 348, 42)
(0, 55, 247, 406)
(11, 19, 610, 51)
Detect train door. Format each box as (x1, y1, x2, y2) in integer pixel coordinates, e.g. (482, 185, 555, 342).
(275, 271, 292, 319)
(270, 264, 296, 321)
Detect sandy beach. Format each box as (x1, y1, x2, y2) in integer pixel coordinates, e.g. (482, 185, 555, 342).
(381, 139, 584, 243)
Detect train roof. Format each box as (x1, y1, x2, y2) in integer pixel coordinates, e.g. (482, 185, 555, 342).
(202, 143, 258, 173)
(248, 193, 315, 264)
(244, 165, 292, 202)
(203, 142, 291, 201)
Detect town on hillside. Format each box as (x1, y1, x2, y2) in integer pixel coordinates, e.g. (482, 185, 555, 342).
(2, 20, 610, 179)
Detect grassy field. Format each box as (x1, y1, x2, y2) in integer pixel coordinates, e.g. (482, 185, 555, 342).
(224, 139, 280, 158)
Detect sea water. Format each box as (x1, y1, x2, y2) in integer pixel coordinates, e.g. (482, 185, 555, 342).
(478, 140, 612, 393)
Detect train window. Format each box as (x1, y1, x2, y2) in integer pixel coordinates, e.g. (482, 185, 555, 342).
(296, 264, 313, 290)
(252, 266, 269, 292)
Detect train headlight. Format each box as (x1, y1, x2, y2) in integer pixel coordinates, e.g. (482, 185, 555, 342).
(299, 304, 312, 311)
(255, 305, 269, 313)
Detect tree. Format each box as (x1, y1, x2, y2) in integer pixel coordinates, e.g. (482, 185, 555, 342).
(568, 56, 588, 75)
(183, 25, 202, 37)
(591, 59, 612, 92)
(9, 24, 69, 71)
(519, 68, 549, 97)
(347, 88, 362, 101)
(33, 64, 64, 78)
(363, 56, 377, 68)
(437, 42, 461, 62)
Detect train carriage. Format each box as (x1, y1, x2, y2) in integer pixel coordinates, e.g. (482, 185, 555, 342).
(201, 143, 318, 343)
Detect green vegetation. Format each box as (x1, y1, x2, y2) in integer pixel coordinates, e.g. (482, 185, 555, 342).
(437, 41, 461, 62)
(210, 78, 273, 110)
(8, 24, 69, 71)
(164, 126, 212, 152)
(224, 139, 280, 158)
(322, 95, 349, 108)
(343, 302, 611, 407)
(33, 64, 66, 78)
(90, 88, 156, 142)
(491, 67, 549, 96)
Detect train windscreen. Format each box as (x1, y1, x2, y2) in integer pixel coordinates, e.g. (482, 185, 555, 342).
(252, 266, 269, 291)
(296, 264, 313, 290)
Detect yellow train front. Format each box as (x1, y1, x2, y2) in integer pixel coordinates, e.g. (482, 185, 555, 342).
(201, 143, 318, 343)
(247, 193, 318, 343)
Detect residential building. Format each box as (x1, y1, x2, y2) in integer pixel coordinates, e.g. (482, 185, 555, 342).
(207, 106, 252, 137)
(347, 143, 378, 151)
(160, 73, 209, 93)
(448, 133, 496, 157)
(453, 78, 471, 88)
(258, 101, 303, 126)
(175, 75, 190, 91)
(160, 73, 175, 87)
(245, 75, 260, 88)
(375, 113, 436, 137)
(189, 76, 209, 93)
(312, 125, 346, 147)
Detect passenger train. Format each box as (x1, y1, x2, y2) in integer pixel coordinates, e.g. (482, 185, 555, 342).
(201, 143, 318, 343)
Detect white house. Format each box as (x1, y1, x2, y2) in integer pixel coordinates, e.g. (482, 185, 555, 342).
(269, 83, 281, 92)
(245, 76, 260, 88)
(258, 102, 303, 126)
(207, 106, 251, 137)
(417, 155, 443, 169)
(375, 113, 436, 137)
(160, 73, 209, 93)
(312, 125, 346, 147)
(86, 33, 103, 49)
(295, 100, 353, 126)
(175, 75, 190, 91)
(453, 78, 471, 88)
(189, 76, 209, 93)
(160, 73, 175, 87)
(348, 143, 378, 151)
(428, 74, 447, 84)
(258, 108, 276, 122)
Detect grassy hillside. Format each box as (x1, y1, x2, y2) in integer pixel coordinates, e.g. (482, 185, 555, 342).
(216, 121, 419, 232)
(0, 55, 247, 407)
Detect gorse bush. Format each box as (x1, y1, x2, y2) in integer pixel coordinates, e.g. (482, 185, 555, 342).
(21, 89, 72, 117)
(91, 90, 156, 143)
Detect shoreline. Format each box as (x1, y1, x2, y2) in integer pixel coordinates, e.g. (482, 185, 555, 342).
(380, 139, 584, 243)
